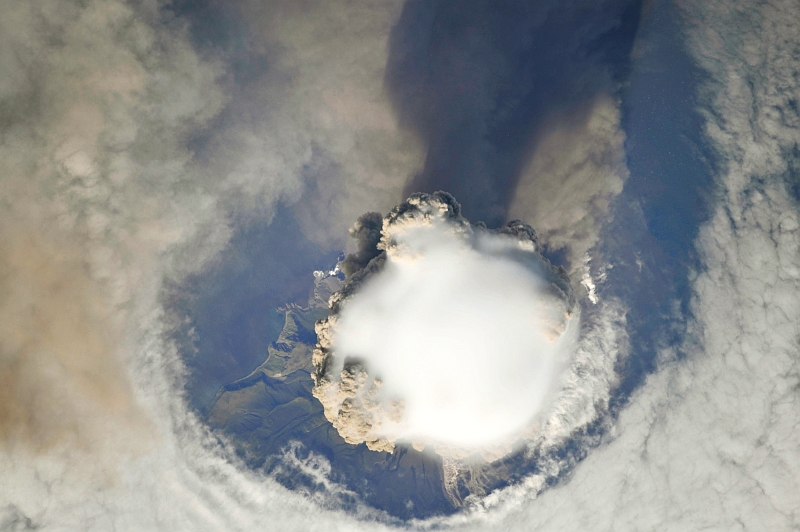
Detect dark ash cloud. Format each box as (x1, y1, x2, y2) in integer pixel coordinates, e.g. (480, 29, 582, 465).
(339, 212, 384, 278)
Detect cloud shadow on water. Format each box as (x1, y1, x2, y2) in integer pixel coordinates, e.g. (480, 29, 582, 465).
(385, 0, 643, 227)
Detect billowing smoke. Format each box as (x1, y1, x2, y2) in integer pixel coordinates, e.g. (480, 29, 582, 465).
(313, 192, 578, 458)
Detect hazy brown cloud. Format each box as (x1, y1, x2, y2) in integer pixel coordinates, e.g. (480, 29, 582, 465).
(0, 0, 225, 508)
(0, 216, 155, 458)
(196, 0, 425, 249)
(509, 94, 628, 275)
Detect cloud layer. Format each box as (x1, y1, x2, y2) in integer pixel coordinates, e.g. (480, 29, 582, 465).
(2, 0, 798, 529)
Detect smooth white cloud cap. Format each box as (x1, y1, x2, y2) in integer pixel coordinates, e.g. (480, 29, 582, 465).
(333, 219, 576, 449)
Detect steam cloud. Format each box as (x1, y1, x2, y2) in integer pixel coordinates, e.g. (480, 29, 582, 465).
(313, 192, 577, 457)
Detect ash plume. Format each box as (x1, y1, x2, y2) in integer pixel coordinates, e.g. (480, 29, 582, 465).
(312, 192, 577, 458)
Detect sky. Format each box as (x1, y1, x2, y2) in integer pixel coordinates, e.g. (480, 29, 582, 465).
(1, 0, 799, 530)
